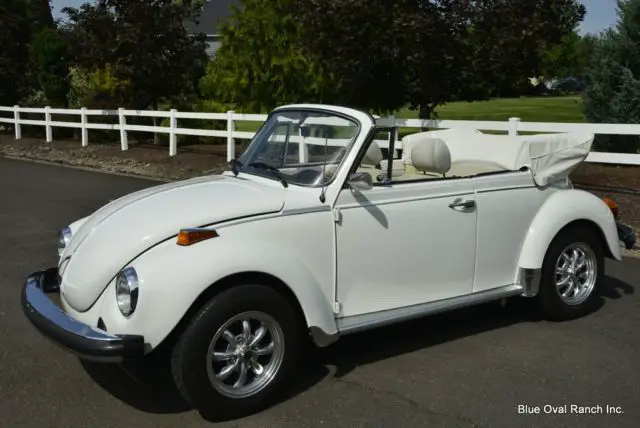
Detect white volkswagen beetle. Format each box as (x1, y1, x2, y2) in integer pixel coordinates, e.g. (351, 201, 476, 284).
(22, 104, 621, 418)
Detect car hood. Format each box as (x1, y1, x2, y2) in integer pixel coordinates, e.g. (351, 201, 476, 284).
(60, 174, 285, 312)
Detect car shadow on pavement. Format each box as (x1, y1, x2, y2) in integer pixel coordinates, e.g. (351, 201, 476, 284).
(79, 341, 330, 418)
(313, 273, 634, 379)
(78, 274, 633, 420)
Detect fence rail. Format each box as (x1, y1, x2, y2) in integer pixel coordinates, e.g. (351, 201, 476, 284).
(1, 105, 639, 166)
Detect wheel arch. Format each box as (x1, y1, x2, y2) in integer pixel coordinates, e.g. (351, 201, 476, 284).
(156, 271, 338, 353)
(517, 189, 621, 272)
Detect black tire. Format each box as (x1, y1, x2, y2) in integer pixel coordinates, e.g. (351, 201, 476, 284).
(171, 284, 303, 420)
(536, 226, 605, 321)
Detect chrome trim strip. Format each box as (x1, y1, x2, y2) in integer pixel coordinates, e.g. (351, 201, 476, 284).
(337, 284, 524, 335)
(281, 206, 332, 216)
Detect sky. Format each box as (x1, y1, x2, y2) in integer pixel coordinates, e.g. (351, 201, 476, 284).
(49, 0, 619, 35)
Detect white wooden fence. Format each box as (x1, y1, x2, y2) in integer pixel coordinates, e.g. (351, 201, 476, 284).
(1, 105, 639, 166)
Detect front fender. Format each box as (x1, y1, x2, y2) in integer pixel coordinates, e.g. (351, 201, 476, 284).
(89, 225, 338, 350)
(517, 189, 622, 270)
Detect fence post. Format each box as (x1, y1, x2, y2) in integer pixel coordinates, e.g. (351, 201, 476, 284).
(169, 109, 177, 156)
(227, 110, 235, 162)
(298, 127, 308, 163)
(81, 107, 88, 147)
(13, 105, 21, 140)
(45, 106, 52, 143)
(508, 117, 521, 136)
(118, 107, 128, 151)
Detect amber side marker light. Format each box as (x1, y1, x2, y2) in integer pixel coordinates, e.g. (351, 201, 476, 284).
(602, 197, 619, 220)
(177, 228, 219, 246)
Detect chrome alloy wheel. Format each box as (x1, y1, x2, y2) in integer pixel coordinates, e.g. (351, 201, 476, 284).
(554, 242, 597, 305)
(206, 311, 285, 399)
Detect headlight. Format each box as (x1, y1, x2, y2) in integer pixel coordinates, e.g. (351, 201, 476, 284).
(115, 267, 139, 318)
(57, 227, 72, 250)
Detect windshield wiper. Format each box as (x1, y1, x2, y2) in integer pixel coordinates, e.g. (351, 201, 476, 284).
(248, 162, 288, 188)
(229, 159, 243, 176)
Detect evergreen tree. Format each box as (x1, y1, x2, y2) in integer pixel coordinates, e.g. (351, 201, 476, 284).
(582, 0, 640, 153)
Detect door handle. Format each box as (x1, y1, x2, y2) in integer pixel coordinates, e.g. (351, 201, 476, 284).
(449, 198, 476, 209)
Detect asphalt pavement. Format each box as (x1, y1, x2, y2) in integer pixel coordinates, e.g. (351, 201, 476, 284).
(1, 157, 638, 428)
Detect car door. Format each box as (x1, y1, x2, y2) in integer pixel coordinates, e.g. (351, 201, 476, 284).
(333, 131, 478, 321)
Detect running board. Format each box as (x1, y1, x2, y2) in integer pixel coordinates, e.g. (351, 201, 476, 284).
(337, 284, 524, 335)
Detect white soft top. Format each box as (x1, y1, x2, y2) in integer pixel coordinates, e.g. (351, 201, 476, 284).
(401, 128, 594, 186)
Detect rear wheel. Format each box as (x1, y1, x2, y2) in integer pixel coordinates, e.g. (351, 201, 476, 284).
(536, 226, 604, 321)
(171, 284, 303, 419)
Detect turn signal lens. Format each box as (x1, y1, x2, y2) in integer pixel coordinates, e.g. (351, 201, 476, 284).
(176, 228, 219, 246)
(602, 197, 619, 220)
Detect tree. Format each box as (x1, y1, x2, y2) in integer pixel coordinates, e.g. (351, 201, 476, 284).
(30, 27, 71, 107)
(539, 32, 593, 80)
(295, 0, 585, 119)
(199, 0, 334, 113)
(292, 0, 408, 115)
(0, 0, 56, 106)
(582, 0, 640, 154)
(60, 0, 208, 111)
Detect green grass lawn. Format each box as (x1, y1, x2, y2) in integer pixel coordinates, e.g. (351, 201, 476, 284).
(234, 95, 586, 134)
(397, 95, 585, 123)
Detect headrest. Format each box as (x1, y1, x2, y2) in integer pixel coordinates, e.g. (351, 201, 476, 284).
(411, 138, 451, 174)
(362, 141, 383, 166)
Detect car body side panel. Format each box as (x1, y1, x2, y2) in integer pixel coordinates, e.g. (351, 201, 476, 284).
(471, 171, 551, 292)
(517, 189, 622, 271)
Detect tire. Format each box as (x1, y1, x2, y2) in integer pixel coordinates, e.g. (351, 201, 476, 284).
(535, 226, 605, 321)
(171, 284, 303, 420)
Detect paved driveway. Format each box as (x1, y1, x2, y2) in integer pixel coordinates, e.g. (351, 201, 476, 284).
(1, 158, 638, 428)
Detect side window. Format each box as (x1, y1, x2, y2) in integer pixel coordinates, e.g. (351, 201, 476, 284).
(352, 128, 400, 184)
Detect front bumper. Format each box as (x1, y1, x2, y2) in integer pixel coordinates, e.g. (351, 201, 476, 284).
(21, 268, 145, 363)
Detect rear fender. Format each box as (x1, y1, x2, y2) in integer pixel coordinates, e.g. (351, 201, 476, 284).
(517, 189, 622, 271)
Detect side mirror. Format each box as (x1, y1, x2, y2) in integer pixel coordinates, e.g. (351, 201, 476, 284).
(347, 171, 373, 191)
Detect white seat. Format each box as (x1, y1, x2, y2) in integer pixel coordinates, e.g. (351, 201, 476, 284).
(411, 137, 451, 175)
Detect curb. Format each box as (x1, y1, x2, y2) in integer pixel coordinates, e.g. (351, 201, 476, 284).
(0, 153, 173, 183)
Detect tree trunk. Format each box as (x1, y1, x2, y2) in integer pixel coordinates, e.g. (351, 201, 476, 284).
(419, 104, 434, 131)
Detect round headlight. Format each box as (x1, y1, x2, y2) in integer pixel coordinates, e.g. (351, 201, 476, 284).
(57, 227, 72, 250)
(115, 267, 139, 318)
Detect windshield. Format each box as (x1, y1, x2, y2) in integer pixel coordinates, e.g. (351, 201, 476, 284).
(236, 110, 360, 187)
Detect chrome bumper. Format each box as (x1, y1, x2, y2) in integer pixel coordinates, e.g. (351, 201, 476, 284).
(21, 268, 145, 363)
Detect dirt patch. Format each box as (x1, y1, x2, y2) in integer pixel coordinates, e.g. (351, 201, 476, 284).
(0, 133, 243, 182)
(571, 163, 640, 191)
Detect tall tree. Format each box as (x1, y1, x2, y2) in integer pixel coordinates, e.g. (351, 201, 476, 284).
(539, 32, 593, 79)
(30, 27, 71, 107)
(0, 0, 56, 106)
(60, 0, 208, 111)
(200, 0, 334, 113)
(582, 0, 640, 154)
(295, 0, 586, 118)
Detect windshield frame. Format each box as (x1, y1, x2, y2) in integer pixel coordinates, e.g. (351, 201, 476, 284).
(236, 107, 363, 188)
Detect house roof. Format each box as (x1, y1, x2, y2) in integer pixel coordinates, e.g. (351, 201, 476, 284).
(186, 0, 242, 35)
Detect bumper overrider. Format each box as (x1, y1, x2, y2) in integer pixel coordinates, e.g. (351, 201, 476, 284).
(21, 268, 145, 362)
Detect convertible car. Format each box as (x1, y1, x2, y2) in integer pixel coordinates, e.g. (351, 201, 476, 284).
(22, 104, 625, 418)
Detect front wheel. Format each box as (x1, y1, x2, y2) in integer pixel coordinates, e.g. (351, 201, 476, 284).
(535, 226, 605, 321)
(171, 284, 303, 420)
